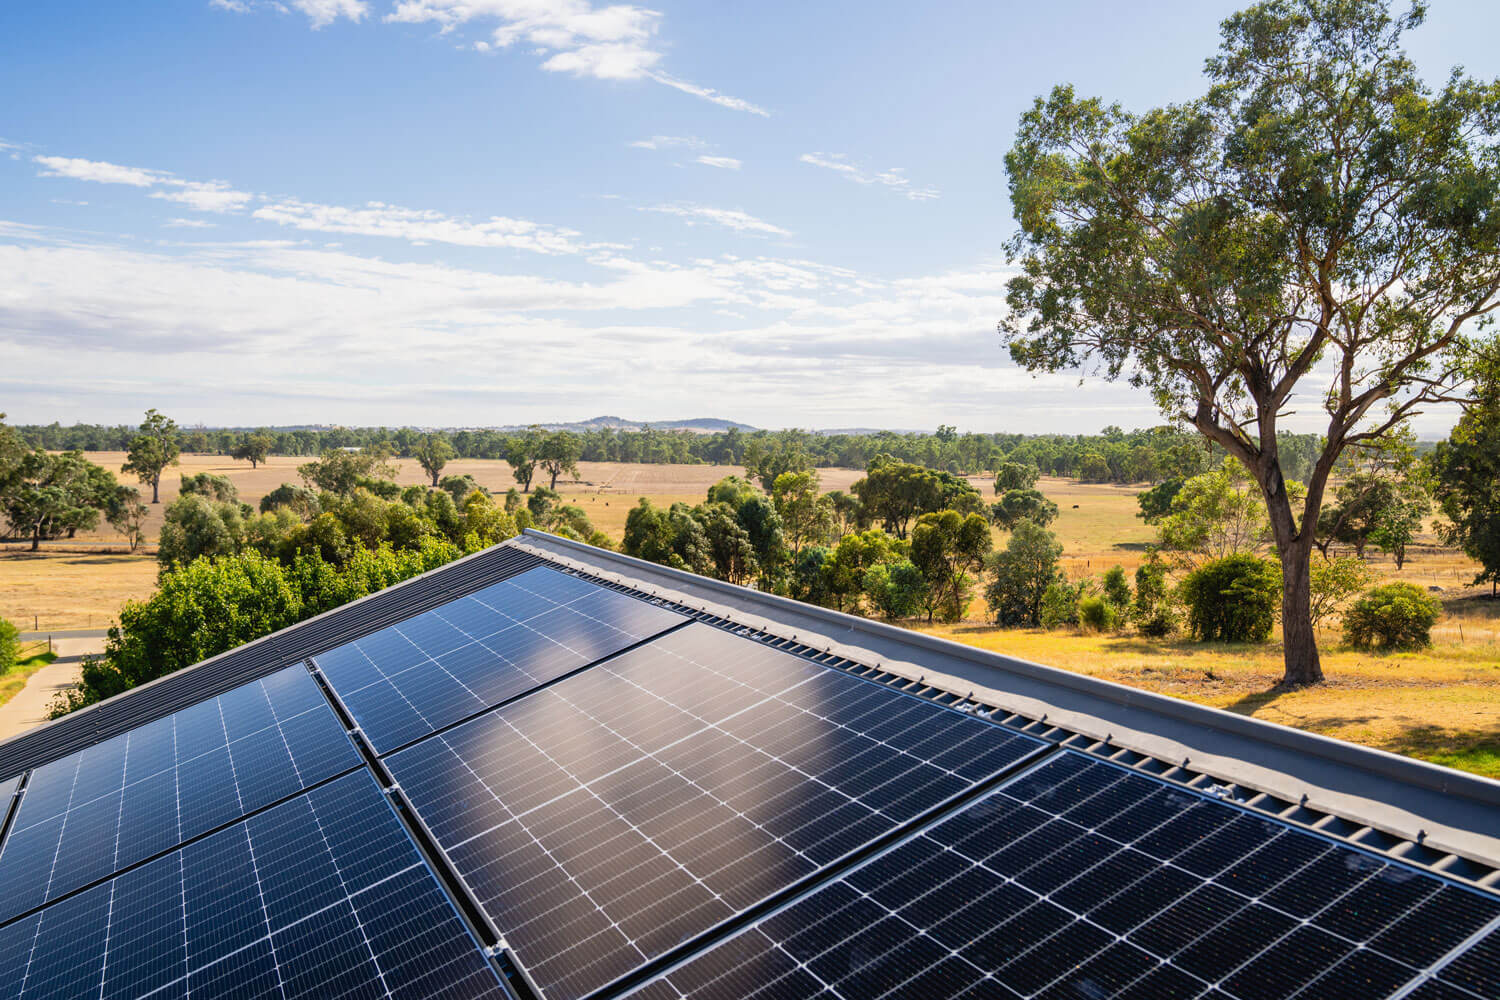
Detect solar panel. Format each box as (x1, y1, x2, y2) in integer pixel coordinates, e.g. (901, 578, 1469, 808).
(387, 622, 1046, 1000)
(0, 769, 508, 1000)
(0, 664, 361, 923)
(624, 751, 1500, 1000)
(313, 566, 686, 753)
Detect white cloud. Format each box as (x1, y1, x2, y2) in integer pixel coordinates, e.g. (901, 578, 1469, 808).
(251, 197, 596, 254)
(695, 155, 741, 170)
(35, 155, 254, 213)
(165, 218, 217, 229)
(630, 135, 705, 151)
(36, 155, 163, 187)
(210, 0, 367, 27)
(644, 204, 790, 237)
(800, 152, 940, 201)
(378, 1, 766, 113)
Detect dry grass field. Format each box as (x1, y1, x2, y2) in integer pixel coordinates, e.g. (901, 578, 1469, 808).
(1, 454, 1494, 778)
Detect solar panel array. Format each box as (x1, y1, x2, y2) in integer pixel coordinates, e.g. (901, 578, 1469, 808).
(0, 555, 1497, 1000)
(624, 752, 1500, 1000)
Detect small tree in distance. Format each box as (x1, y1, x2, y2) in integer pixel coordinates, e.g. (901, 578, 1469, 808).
(122, 409, 180, 504)
(1001, 0, 1500, 684)
(413, 434, 456, 487)
(231, 432, 273, 469)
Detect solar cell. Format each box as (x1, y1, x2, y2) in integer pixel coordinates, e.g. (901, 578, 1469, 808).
(624, 751, 1500, 1000)
(387, 622, 1045, 1000)
(0, 664, 360, 923)
(0, 770, 507, 1000)
(313, 566, 686, 752)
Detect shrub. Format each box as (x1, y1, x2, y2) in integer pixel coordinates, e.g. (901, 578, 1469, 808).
(1342, 583, 1442, 650)
(1131, 556, 1178, 637)
(1040, 579, 1084, 629)
(865, 560, 925, 620)
(984, 520, 1063, 627)
(1078, 594, 1118, 632)
(1179, 554, 1280, 643)
(1101, 565, 1131, 609)
(0, 616, 17, 674)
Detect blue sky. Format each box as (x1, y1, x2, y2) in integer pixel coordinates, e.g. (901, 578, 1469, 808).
(2, 0, 1496, 432)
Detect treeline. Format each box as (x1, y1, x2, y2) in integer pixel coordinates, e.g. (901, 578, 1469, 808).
(12, 420, 1329, 484)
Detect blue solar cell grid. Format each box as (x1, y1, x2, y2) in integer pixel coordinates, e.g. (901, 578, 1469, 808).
(0, 664, 360, 922)
(314, 566, 686, 752)
(626, 751, 1500, 1000)
(0, 770, 506, 1000)
(388, 622, 1045, 1000)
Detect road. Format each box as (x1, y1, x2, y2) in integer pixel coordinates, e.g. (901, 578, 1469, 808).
(0, 634, 106, 743)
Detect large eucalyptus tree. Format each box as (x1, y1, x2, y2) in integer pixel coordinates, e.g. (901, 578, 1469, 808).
(1001, 0, 1500, 684)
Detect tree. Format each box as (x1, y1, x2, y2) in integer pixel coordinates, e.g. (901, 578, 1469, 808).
(1155, 460, 1272, 566)
(506, 431, 540, 493)
(1309, 556, 1375, 631)
(910, 510, 992, 622)
(743, 437, 814, 492)
(821, 529, 899, 612)
(298, 447, 397, 496)
(4, 450, 112, 550)
(536, 432, 582, 491)
(993, 460, 1040, 494)
(438, 474, 483, 506)
(771, 471, 833, 555)
(1136, 479, 1185, 524)
(698, 502, 759, 585)
(178, 472, 239, 503)
(1001, 0, 1500, 686)
(1430, 356, 1500, 593)
(413, 434, 456, 487)
(231, 432, 273, 469)
(989, 488, 1059, 531)
(984, 519, 1064, 626)
(852, 456, 945, 539)
(106, 485, 149, 552)
(864, 560, 925, 620)
(122, 409, 180, 504)
(260, 483, 321, 519)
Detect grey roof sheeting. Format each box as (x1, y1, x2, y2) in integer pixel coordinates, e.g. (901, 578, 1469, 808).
(512, 530, 1500, 879)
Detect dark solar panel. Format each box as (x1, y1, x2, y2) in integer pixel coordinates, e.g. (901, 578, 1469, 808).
(313, 566, 685, 752)
(0, 769, 507, 1000)
(0, 664, 360, 922)
(623, 751, 1500, 1000)
(387, 622, 1045, 1000)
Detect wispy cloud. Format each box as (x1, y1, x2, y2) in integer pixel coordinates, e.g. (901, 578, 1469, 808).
(165, 218, 217, 229)
(378, 1, 767, 114)
(251, 198, 597, 254)
(630, 135, 706, 151)
(800, 152, 939, 201)
(644, 203, 789, 237)
(35, 155, 255, 213)
(695, 155, 741, 170)
(210, 0, 369, 28)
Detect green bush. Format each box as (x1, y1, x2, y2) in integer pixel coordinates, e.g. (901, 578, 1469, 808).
(1179, 554, 1280, 643)
(0, 616, 17, 673)
(1101, 565, 1132, 609)
(1040, 579, 1083, 628)
(1342, 583, 1442, 650)
(1131, 556, 1178, 637)
(1077, 594, 1119, 632)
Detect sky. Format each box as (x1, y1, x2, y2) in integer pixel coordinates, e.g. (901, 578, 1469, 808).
(2, 1, 1497, 434)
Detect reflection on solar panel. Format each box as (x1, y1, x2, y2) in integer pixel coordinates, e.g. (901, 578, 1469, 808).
(388, 622, 1046, 1000)
(314, 566, 685, 752)
(0, 664, 360, 922)
(625, 751, 1500, 1000)
(0, 770, 506, 1000)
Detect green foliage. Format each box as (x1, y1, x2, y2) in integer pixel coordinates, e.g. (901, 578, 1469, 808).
(1077, 595, 1118, 633)
(910, 510, 991, 623)
(1343, 583, 1442, 650)
(1180, 555, 1281, 644)
(788, 546, 833, 606)
(158, 493, 248, 568)
(771, 471, 834, 555)
(105, 485, 149, 551)
(122, 409, 180, 503)
(537, 431, 582, 490)
(0, 615, 17, 674)
(3, 449, 118, 549)
(1101, 565, 1131, 609)
(864, 560, 925, 620)
(852, 455, 982, 539)
(1155, 460, 1272, 564)
(506, 429, 541, 492)
(438, 474, 482, 505)
(230, 432, 273, 469)
(53, 541, 463, 716)
(1430, 368, 1500, 592)
(1136, 479, 1183, 524)
(178, 472, 239, 503)
(1039, 580, 1084, 629)
(298, 447, 397, 496)
(743, 437, 814, 492)
(983, 519, 1063, 627)
(697, 502, 758, 585)
(412, 434, 456, 487)
(1309, 556, 1376, 630)
(989, 488, 1059, 531)
(993, 460, 1039, 493)
(1131, 556, 1178, 637)
(821, 529, 900, 613)
(620, 498, 710, 574)
(260, 483, 321, 519)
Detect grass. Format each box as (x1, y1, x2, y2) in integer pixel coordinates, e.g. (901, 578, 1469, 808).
(0, 645, 59, 709)
(0, 550, 158, 632)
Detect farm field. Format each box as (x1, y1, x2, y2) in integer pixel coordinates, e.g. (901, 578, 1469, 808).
(1, 455, 1495, 778)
